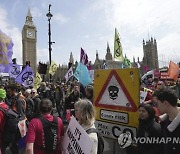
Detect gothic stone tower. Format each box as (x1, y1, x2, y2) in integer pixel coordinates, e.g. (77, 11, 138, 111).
(105, 42, 113, 60)
(143, 37, 159, 70)
(22, 8, 37, 73)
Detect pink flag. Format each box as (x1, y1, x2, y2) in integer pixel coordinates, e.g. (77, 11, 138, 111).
(144, 66, 149, 72)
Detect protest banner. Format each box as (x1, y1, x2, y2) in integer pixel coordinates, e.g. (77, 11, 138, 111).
(62, 116, 93, 154)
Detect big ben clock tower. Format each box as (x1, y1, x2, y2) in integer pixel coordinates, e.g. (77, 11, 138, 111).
(22, 8, 37, 73)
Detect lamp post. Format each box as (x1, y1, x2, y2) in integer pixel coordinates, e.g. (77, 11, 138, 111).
(46, 4, 55, 82)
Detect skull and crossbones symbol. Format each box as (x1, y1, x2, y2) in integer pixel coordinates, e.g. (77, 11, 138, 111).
(108, 85, 119, 100)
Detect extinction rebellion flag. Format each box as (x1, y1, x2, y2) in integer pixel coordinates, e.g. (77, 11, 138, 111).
(15, 65, 34, 87)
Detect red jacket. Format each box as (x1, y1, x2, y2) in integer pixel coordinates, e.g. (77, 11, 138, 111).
(0, 102, 8, 147)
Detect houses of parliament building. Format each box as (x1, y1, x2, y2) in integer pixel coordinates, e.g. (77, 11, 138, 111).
(22, 9, 159, 82)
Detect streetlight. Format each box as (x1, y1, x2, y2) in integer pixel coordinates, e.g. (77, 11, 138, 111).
(46, 4, 55, 82)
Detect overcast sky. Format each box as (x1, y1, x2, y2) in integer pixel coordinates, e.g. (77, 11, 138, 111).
(0, 0, 180, 67)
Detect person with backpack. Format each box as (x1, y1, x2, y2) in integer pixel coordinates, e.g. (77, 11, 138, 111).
(0, 88, 8, 152)
(26, 99, 64, 154)
(74, 99, 104, 154)
(1, 85, 26, 154)
(6, 84, 26, 118)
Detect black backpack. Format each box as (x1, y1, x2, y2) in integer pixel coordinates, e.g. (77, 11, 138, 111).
(86, 128, 104, 154)
(0, 106, 23, 143)
(39, 116, 58, 153)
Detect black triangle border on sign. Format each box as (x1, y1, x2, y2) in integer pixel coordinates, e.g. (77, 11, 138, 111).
(94, 70, 138, 112)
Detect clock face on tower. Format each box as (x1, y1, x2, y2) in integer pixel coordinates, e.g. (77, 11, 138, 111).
(27, 29, 35, 39)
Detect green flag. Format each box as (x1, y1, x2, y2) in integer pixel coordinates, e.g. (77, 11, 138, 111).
(114, 28, 124, 61)
(124, 55, 131, 68)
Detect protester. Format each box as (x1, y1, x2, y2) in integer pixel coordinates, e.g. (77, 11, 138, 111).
(74, 99, 98, 154)
(38, 82, 51, 100)
(31, 88, 41, 118)
(153, 87, 180, 154)
(54, 84, 63, 117)
(152, 77, 159, 90)
(0, 89, 8, 152)
(170, 79, 180, 100)
(5, 84, 26, 119)
(85, 85, 94, 103)
(136, 103, 162, 154)
(65, 84, 82, 116)
(26, 99, 64, 154)
(1, 85, 25, 154)
(24, 89, 35, 121)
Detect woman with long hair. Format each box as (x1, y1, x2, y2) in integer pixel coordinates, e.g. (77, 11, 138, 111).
(74, 99, 98, 154)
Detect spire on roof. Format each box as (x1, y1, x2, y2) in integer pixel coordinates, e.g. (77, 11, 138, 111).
(107, 42, 110, 52)
(27, 7, 32, 17)
(96, 50, 99, 60)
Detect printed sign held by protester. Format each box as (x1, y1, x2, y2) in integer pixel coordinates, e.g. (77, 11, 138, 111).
(140, 91, 147, 104)
(62, 116, 93, 154)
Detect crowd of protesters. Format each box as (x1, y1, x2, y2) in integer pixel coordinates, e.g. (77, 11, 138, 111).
(127, 75, 180, 154)
(0, 79, 95, 154)
(0, 74, 180, 154)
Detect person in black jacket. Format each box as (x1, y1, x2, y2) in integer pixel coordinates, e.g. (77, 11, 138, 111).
(153, 87, 180, 154)
(31, 88, 41, 118)
(136, 103, 162, 154)
(65, 84, 82, 116)
(38, 82, 51, 100)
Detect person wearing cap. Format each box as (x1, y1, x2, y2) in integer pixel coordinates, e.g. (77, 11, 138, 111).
(0, 88, 8, 150)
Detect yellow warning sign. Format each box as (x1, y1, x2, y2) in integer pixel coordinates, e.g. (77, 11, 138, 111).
(94, 68, 139, 133)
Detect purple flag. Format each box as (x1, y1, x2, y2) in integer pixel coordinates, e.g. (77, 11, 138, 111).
(15, 65, 34, 87)
(0, 30, 13, 73)
(9, 63, 21, 78)
(80, 48, 88, 65)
